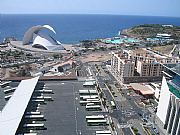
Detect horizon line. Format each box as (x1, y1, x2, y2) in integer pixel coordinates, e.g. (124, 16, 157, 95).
(1, 13, 180, 18)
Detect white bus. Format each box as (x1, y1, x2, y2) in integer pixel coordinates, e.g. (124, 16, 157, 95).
(96, 134, 111, 135)
(86, 105, 101, 111)
(79, 90, 89, 95)
(87, 119, 107, 126)
(110, 101, 116, 109)
(79, 90, 98, 95)
(86, 115, 105, 121)
(80, 95, 99, 100)
(80, 100, 101, 106)
(4, 87, 16, 94)
(0, 81, 11, 88)
(26, 112, 41, 115)
(35, 89, 53, 94)
(25, 115, 44, 120)
(18, 133, 37, 135)
(86, 103, 95, 106)
(23, 123, 44, 129)
(80, 100, 91, 106)
(31, 99, 45, 104)
(96, 130, 111, 134)
(44, 96, 53, 101)
(87, 98, 99, 101)
(89, 100, 101, 105)
(4, 94, 12, 100)
(89, 90, 98, 95)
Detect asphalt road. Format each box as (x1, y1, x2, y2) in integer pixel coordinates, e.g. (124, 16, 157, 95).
(91, 64, 150, 135)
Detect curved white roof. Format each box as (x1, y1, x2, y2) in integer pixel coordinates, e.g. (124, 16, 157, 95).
(43, 25, 56, 34)
(23, 25, 64, 51)
(23, 25, 56, 45)
(32, 33, 63, 51)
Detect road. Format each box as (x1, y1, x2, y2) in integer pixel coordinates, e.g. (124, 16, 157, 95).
(89, 64, 152, 135)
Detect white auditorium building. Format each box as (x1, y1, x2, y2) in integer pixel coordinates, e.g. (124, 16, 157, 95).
(23, 25, 64, 51)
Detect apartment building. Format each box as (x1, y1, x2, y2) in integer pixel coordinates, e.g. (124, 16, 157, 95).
(136, 59, 164, 77)
(111, 52, 135, 82)
(111, 48, 179, 83)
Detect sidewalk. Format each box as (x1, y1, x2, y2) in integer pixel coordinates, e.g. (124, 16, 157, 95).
(109, 84, 126, 102)
(128, 119, 147, 135)
(112, 117, 124, 135)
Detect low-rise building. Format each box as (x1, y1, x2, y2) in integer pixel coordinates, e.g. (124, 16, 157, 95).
(147, 83, 161, 100)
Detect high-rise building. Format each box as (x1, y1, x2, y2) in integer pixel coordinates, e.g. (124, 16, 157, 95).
(111, 51, 135, 82)
(156, 63, 180, 135)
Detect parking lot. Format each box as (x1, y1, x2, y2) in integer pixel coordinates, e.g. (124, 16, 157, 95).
(38, 80, 109, 135)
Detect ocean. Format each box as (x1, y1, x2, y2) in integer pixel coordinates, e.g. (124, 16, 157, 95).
(0, 14, 180, 44)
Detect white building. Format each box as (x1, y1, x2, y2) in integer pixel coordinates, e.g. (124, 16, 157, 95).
(111, 52, 135, 82)
(23, 25, 64, 51)
(156, 64, 180, 135)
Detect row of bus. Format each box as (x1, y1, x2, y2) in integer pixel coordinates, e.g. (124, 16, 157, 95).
(0, 81, 11, 88)
(79, 80, 112, 134)
(79, 89, 102, 111)
(86, 115, 108, 126)
(2, 82, 53, 134)
(85, 115, 112, 135)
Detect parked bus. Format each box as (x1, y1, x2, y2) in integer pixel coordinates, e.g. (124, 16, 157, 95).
(79, 90, 98, 95)
(86, 103, 95, 106)
(89, 100, 101, 105)
(0, 81, 11, 88)
(3, 87, 16, 94)
(26, 112, 41, 115)
(80, 100, 91, 106)
(86, 115, 105, 121)
(86, 105, 101, 111)
(80, 95, 99, 100)
(23, 123, 44, 130)
(79, 90, 89, 95)
(87, 119, 107, 126)
(96, 130, 111, 134)
(87, 98, 99, 101)
(80, 100, 101, 106)
(110, 101, 116, 109)
(89, 90, 98, 95)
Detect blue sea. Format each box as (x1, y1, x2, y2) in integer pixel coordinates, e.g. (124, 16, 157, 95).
(0, 14, 180, 44)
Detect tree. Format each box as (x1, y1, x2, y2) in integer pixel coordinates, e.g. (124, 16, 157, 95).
(53, 54, 62, 59)
(99, 92, 103, 99)
(80, 40, 96, 48)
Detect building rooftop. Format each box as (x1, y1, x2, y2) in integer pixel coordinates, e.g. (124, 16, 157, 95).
(130, 83, 154, 95)
(162, 63, 180, 98)
(0, 77, 39, 135)
(163, 63, 180, 75)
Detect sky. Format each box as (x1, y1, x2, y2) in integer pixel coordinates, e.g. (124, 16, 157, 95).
(0, 0, 180, 17)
